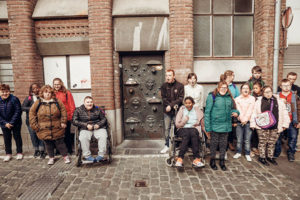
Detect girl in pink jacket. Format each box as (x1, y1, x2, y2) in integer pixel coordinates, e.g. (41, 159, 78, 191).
(233, 83, 256, 161)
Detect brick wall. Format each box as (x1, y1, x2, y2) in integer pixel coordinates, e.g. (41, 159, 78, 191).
(0, 22, 9, 39)
(169, 0, 193, 84)
(7, 0, 43, 101)
(88, 0, 114, 110)
(35, 19, 89, 39)
(254, 0, 286, 86)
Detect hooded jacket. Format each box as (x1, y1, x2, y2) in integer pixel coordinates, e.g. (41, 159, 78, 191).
(29, 98, 67, 140)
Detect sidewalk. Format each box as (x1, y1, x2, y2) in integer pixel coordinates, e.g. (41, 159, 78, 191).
(1, 137, 300, 200)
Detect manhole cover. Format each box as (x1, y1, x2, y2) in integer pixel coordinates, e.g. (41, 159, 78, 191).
(135, 180, 147, 187)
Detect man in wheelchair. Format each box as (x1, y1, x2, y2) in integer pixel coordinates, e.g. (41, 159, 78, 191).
(175, 96, 206, 168)
(72, 96, 107, 162)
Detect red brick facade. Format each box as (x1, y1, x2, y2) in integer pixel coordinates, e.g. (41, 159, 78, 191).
(88, 0, 115, 110)
(169, 0, 193, 84)
(6, 0, 43, 101)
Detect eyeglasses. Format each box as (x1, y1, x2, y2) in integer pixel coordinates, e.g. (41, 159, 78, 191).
(281, 85, 291, 88)
(220, 87, 227, 90)
(264, 91, 272, 94)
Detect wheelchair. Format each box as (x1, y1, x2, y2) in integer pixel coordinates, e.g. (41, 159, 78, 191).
(74, 107, 113, 167)
(165, 120, 207, 169)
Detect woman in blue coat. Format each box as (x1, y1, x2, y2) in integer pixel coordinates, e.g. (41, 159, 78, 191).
(205, 81, 239, 171)
(0, 84, 23, 162)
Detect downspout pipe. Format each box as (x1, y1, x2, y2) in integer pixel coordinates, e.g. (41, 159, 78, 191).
(273, 0, 281, 92)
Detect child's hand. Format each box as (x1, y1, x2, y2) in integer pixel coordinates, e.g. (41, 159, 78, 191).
(232, 112, 238, 117)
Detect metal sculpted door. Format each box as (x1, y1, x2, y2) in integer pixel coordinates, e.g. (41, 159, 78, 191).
(122, 55, 164, 139)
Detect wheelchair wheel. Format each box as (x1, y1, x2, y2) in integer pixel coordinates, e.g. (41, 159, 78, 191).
(165, 157, 175, 167)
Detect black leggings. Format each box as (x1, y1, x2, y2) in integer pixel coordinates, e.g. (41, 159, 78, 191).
(178, 128, 200, 159)
(44, 138, 68, 158)
(210, 132, 228, 159)
(64, 121, 73, 154)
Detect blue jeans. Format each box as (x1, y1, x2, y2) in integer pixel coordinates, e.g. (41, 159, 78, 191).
(164, 114, 175, 147)
(27, 125, 44, 151)
(236, 122, 252, 155)
(275, 123, 298, 157)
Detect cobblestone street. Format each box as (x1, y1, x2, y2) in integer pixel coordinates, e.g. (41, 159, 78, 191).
(0, 149, 300, 200)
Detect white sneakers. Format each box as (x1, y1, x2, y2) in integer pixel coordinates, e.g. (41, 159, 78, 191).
(245, 155, 252, 162)
(48, 158, 55, 165)
(233, 153, 241, 159)
(3, 154, 12, 162)
(160, 146, 169, 154)
(3, 154, 23, 162)
(64, 156, 71, 164)
(16, 153, 23, 160)
(233, 153, 252, 161)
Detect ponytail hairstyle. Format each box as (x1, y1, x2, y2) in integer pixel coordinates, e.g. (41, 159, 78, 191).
(53, 78, 67, 93)
(220, 70, 234, 82)
(213, 81, 235, 102)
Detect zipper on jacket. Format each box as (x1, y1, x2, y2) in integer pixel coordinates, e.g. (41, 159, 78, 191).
(49, 103, 53, 139)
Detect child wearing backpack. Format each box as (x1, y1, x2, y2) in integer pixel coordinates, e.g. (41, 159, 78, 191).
(220, 70, 239, 152)
(22, 83, 46, 159)
(250, 86, 290, 166)
(29, 85, 71, 165)
(205, 81, 239, 171)
(274, 79, 299, 162)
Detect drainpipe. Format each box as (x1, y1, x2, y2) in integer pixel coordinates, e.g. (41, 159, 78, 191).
(273, 0, 281, 92)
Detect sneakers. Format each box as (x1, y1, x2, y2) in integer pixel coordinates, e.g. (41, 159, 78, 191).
(245, 155, 252, 162)
(34, 150, 40, 158)
(96, 155, 104, 162)
(48, 158, 55, 165)
(3, 154, 12, 162)
(160, 146, 169, 154)
(225, 152, 228, 160)
(64, 156, 71, 164)
(175, 157, 183, 167)
(40, 151, 46, 159)
(16, 153, 23, 160)
(233, 153, 241, 159)
(258, 157, 269, 166)
(288, 153, 295, 162)
(193, 158, 205, 168)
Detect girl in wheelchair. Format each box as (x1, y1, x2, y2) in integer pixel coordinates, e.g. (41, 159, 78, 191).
(175, 96, 206, 168)
(72, 96, 108, 163)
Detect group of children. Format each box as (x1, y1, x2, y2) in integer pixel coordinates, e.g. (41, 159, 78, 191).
(222, 66, 299, 167)
(166, 66, 299, 170)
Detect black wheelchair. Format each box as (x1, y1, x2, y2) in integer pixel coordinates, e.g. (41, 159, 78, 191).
(165, 112, 207, 169)
(74, 107, 113, 167)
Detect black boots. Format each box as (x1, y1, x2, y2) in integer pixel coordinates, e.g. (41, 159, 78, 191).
(266, 157, 278, 165)
(40, 151, 46, 159)
(34, 150, 40, 158)
(258, 157, 269, 166)
(288, 153, 295, 162)
(210, 159, 218, 170)
(219, 159, 227, 171)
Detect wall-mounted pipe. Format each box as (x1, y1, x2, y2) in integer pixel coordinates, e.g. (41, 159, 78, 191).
(273, 0, 282, 92)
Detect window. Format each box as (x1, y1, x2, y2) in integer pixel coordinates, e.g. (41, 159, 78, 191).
(0, 59, 14, 91)
(194, 0, 254, 57)
(43, 55, 91, 106)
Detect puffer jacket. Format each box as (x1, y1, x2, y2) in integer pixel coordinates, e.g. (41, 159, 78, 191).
(0, 94, 22, 128)
(250, 96, 290, 133)
(22, 95, 39, 126)
(29, 98, 67, 140)
(72, 105, 107, 130)
(205, 92, 239, 133)
(55, 90, 75, 121)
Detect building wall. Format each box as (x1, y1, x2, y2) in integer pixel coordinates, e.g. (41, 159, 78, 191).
(254, 0, 286, 86)
(6, 0, 43, 101)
